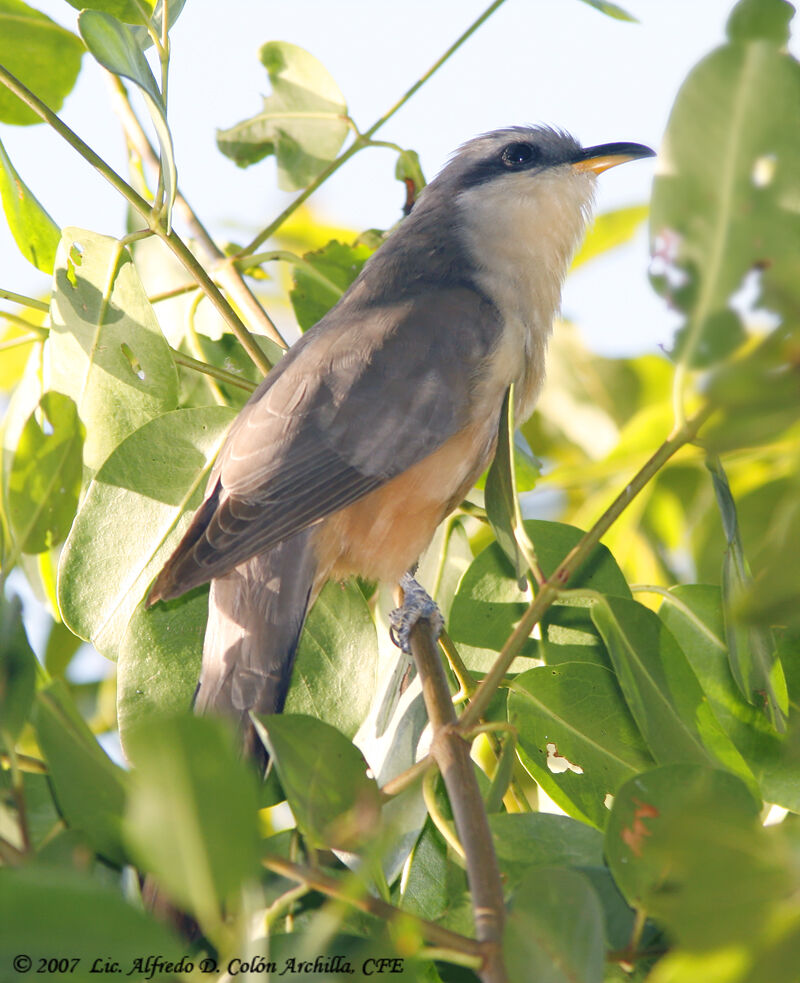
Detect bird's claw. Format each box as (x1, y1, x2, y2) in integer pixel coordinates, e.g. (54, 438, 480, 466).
(389, 572, 444, 654)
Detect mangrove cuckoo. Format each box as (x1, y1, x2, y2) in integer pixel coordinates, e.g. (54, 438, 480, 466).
(148, 126, 654, 752)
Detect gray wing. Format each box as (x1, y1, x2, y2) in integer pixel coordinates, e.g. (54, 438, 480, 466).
(149, 285, 501, 601)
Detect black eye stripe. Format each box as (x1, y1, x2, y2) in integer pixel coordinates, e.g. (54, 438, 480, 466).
(500, 142, 540, 167)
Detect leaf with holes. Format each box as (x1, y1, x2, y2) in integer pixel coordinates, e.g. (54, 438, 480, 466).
(604, 764, 788, 951)
(650, 21, 800, 365)
(508, 663, 653, 828)
(58, 405, 235, 660)
(48, 229, 178, 474)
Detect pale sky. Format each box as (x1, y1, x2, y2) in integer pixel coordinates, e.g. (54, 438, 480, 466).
(1, 0, 748, 357)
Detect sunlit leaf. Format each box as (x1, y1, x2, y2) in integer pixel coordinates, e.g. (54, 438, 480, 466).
(0, 137, 59, 272)
(0, 0, 84, 126)
(217, 41, 349, 189)
(286, 580, 379, 738)
(485, 386, 538, 580)
(571, 204, 648, 270)
(58, 406, 235, 660)
(605, 764, 788, 951)
(64, 0, 154, 23)
(659, 585, 800, 810)
(7, 391, 83, 554)
(49, 229, 178, 474)
(650, 24, 800, 366)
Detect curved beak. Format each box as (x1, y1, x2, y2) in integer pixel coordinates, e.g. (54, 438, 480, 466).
(570, 141, 655, 175)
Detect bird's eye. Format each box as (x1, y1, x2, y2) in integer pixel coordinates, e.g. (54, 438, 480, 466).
(500, 142, 539, 167)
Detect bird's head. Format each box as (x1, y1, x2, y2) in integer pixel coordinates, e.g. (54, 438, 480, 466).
(422, 126, 654, 321)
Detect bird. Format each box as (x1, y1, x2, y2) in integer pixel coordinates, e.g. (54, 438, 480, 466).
(147, 125, 654, 759)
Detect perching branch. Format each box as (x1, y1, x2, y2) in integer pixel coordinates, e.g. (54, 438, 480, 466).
(408, 614, 508, 983)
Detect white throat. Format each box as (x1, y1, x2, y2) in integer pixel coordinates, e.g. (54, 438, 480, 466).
(457, 166, 596, 420)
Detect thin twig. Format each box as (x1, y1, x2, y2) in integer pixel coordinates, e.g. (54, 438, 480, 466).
(408, 615, 508, 983)
(0, 288, 49, 312)
(261, 854, 483, 958)
(105, 73, 286, 354)
(239, 0, 509, 256)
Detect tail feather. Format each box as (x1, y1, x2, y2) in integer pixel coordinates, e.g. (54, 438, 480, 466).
(195, 530, 318, 759)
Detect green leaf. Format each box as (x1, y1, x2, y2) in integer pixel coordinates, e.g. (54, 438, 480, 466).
(485, 386, 538, 581)
(64, 0, 154, 24)
(0, 137, 59, 272)
(659, 585, 800, 811)
(286, 580, 379, 738)
(217, 41, 349, 190)
(503, 867, 606, 983)
(117, 589, 206, 754)
(0, 593, 37, 746)
(708, 455, 788, 730)
(398, 818, 467, 922)
(604, 764, 787, 950)
(704, 325, 800, 451)
(48, 229, 179, 474)
(129, 0, 187, 48)
(0, 867, 183, 972)
(78, 12, 176, 229)
(43, 618, 85, 677)
(490, 813, 604, 888)
(727, 0, 794, 43)
(289, 239, 373, 331)
(254, 714, 382, 851)
(592, 596, 757, 787)
(0, 0, 84, 126)
(7, 391, 83, 554)
(58, 405, 235, 660)
(32, 679, 128, 864)
(124, 713, 260, 927)
(650, 30, 800, 366)
(0, 769, 60, 848)
(394, 147, 426, 200)
(448, 519, 630, 672)
(508, 662, 653, 828)
(571, 204, 648, 270)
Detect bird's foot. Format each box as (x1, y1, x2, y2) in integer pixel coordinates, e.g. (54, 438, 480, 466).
(389, 571, 444, 654)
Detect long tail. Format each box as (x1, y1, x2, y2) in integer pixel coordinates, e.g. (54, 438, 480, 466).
(195, 529, 318, 763)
